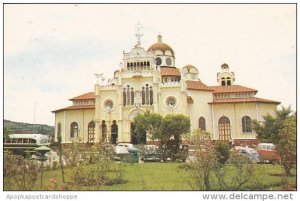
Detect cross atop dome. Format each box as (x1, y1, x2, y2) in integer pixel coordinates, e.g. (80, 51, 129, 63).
(135, 22, 143, 47)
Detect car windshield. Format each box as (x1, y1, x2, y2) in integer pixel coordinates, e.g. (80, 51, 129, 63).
(247, 149, 257, 154)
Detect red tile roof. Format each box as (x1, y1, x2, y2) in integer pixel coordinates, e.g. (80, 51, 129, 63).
(52, 105, 95, 113)
(69, 92, 95, 101)
(208, 97, 280, 104)
(186, 80, 214, 91)
(210, 85, 257, 94)
(160, 66, 181, 76)
(148, 42, 174, 55)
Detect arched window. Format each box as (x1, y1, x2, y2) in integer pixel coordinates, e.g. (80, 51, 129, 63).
(145, 84, 149, 105)
(88, 121, 95, 143)
(226, 77, 231, 86)
(57, 123, 61, 141)
(218, 116, 231, 140)
(101, 120, 107, 142)
(142, 87, 145, 105)
(198, 117, 206, 131)
(221, 78, 226, 86)
(70, 122, 79, 138)
(111, 120, 118, 144)
(123, 88, 126, 106)
(126, 85, 130, 105)
(150, 86, 153, 105)
(131, 87, 134, 105)
(123, 86, 135, 106)
(142, 84, 153, 105)
(242, 116, 252, 133)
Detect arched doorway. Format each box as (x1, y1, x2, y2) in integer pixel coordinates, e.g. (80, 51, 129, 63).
(88, 121, 95, 144)
(218, 116, 231, 140)
(111, 120, 118, 144)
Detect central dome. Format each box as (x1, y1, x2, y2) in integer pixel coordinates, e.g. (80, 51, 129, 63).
(148, 35, 175, 56)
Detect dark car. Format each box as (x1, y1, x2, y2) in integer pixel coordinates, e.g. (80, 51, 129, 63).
(166, 144, 189, 162)
(141, 145, 162, 162)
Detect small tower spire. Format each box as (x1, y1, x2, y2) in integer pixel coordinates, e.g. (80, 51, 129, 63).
(135, 22, 143, 47)
(157, 34, 162, 42)
(217, 63, 235, 86)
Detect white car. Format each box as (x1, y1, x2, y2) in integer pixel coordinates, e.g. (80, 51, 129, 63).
(235, 146, 260, 163)
(117, 143, 134, 149)
(115, 143, 138, 154)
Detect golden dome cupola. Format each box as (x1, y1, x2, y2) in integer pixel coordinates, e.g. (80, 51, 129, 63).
(148, 35, 175, 67)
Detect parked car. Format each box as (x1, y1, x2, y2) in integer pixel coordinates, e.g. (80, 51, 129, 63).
(117, 143, 134, 149)
(141, 145, 162, 162)
(166, 144, 189, 162)
(235, 146, 260, 163)
(115, 143, 140, 163)
(256, 143, 281, 164)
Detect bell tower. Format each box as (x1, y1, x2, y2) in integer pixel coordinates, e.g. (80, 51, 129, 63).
(217, 63, 235, 86)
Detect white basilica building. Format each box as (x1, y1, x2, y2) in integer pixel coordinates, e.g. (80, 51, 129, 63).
(53, 32, 280, 145)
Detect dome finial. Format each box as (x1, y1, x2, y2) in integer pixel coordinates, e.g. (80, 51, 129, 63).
(157, 34, 162, 42)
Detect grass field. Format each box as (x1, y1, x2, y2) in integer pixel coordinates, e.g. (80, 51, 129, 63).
(33, 162, 296, 191)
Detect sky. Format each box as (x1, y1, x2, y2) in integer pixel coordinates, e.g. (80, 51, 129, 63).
(3, 4, 296, 126)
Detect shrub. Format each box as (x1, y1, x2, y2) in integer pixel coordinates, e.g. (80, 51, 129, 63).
(4, 152, 39, 190)
(69, 144, 127, 189)
(215, 141, 231, 165)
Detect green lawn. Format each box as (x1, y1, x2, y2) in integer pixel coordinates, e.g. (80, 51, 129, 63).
(33, 162, 295, 191)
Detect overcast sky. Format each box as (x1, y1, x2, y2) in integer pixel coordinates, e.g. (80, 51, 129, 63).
(4, 4, 296, 126)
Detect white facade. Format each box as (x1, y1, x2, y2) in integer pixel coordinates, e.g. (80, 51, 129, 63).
(53, 34, 279, 145)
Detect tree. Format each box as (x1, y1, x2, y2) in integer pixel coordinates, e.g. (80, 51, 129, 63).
(188, 129, 261, 190)
(252, 106, 292, 143)
(161, 114, 190, 161)
(277, 114, 296, 176)
(188, 129, 217, 190)
(133, 111, 163, 144)
(133, 111, 190, 162)
(4, 127, 11, 140)
(57, 132, 65, 183)
(252, 106, 296, 176)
